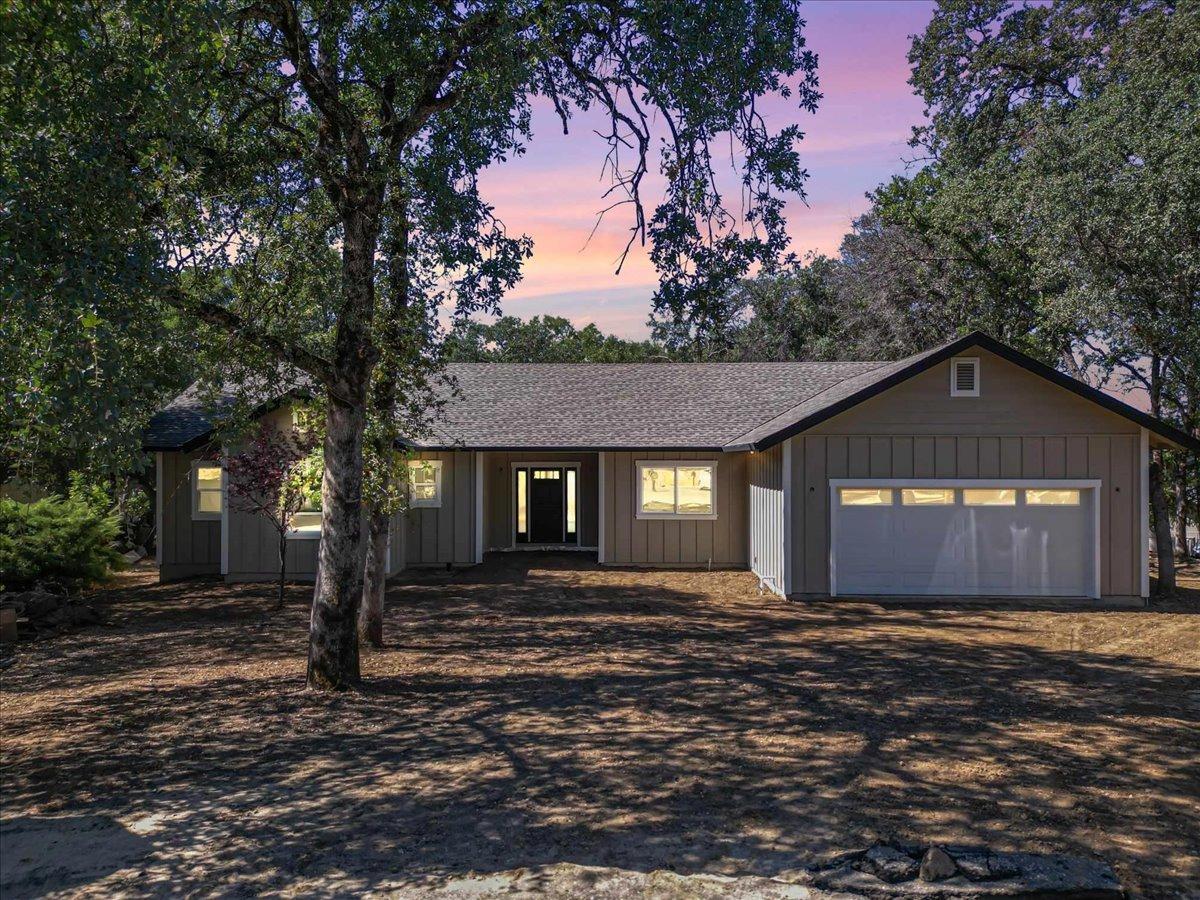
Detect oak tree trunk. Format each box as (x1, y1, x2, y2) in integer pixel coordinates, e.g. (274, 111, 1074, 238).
(1150, 453, 1176, 596)
(1176, 460, 1191, 561)
(358, 192, 410, 649)
(359, 506, 388, 647)
(306, 202, 379, 690)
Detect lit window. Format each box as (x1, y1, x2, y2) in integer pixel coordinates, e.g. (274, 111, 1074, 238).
(1027, 488, 1080, 506)
(192, 462, 222, 520)
(637, 462, 716, 518)
(902, 488, 955, 506)
(287, 510, 322, 536)
(839, 488, 893, 506)
(408, 460, 443, 507)
(516, 468, 528, 539)
(287, 450, 323, 537)
(566, 468, 577, 539)
(964, 488, 1016, 506)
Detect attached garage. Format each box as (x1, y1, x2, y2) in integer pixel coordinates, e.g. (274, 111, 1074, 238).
(831, 480, 1100, 598)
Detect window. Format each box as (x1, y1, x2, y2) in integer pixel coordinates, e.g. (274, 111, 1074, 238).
(1026, 488, 1081, 506)
(287, 509, 322, 537)
(963, 488, 1016, 506)
(839, 487, 893, 506)
(950, 356, 980, 397)
(408, 460, 443, 507)
(636, 461, 716, 518)
(566, 468, 577, 541)
(191, 462, 222, 520)
(902, 487, 954, 506)
(516, 469, 528, 540)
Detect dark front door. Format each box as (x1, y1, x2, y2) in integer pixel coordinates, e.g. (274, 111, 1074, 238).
(529, 468, 565, 543)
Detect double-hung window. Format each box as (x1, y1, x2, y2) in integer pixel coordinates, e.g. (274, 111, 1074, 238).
(191, 461, 223, 521)
(409, 460, 443, 508)
(636, 461, 716, 519)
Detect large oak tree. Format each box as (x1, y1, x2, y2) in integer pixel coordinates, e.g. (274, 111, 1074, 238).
(3, 0, 820, 686)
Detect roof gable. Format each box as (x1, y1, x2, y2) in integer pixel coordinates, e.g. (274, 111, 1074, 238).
(726, 332, 1199, 452)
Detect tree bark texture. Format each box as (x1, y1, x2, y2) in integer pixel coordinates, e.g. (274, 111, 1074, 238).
(359, 193, 410, 649)
(359, 508, 388, 647)
(306, 203, 379, 690)
(1150, 454, 1176, 596)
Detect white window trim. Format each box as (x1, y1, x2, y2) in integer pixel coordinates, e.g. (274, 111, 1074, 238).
(828, 478, 1102, 600)
(409, 459, 443, 508)
(949, 356, 980, 397)
(191, 460, 223, 521)
(635, 460, 718, 520)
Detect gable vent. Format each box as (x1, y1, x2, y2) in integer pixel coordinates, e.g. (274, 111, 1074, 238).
(950, 357, 980, 397)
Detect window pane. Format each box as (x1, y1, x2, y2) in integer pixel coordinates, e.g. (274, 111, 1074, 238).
(566, 469, 576, 533)
(197, 490, 222, 513)
(640, 466, 675, 512)
(1027, 488, 1080, 506)
(195, 465, 222, 488)
(413, 483, 437, 500)
(902, 488, 955, 506)
(517, 469, 527, 533)
(839, 488, 893, 506)
(289, 511, 322, 531)
(963, 488, 1016, 506)
(409, 461, 435, 485)
(676, 466, 713, 514)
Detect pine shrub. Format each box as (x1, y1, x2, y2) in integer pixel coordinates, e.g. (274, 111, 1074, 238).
(0, 497, 123, 591)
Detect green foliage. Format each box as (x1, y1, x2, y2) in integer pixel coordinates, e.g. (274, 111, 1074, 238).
(0, 497, 123, 590)
(444, 316, 665, 363)
(66, 471, 112, 517)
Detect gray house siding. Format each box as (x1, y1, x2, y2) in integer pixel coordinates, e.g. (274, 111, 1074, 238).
(157, 450, 221, 581)
(599, 450, 748, 567)
(787, 351, 1144, 598)
(405, 451, 479, 566)
(748, 444, 786, 596)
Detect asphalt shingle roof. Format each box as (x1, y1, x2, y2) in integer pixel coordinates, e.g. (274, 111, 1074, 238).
(144, 333, 1199, 453)
(418, 361, 886, 449)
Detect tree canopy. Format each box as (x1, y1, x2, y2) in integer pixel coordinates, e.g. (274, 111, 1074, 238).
(3, 0, 822, 685)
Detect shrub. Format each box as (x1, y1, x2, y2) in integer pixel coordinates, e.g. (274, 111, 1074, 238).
(0, 497, 123, 591)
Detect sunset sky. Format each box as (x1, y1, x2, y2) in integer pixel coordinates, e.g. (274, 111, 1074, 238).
(476, 0, 936, 338)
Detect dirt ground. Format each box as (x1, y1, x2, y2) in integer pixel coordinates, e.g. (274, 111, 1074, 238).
(2, 555, 1198, 898)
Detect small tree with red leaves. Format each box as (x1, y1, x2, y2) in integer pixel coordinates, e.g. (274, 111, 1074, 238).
(224, 422, 320, 608)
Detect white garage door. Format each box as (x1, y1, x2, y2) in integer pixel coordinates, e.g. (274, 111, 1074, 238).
(831, 481, 1098, 598)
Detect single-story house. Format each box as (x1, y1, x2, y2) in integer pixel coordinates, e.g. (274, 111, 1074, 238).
(144, 331, 1198, 603)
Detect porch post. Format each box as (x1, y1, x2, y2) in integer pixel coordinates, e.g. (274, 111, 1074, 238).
(475, 451, 485, 564)
(782, 438, 792, 596)
(597, 452, 606, 564)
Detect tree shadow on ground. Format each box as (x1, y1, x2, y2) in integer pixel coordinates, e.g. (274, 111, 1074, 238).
(1, 553, 1197, 897)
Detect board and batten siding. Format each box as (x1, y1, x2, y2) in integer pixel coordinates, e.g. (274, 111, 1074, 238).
(749, 444, 786, 595)
(225, 507, 320, 581)
(600, 451, 748, 567)
(405, 450, 479, 566)
(158, 450, 221, 581)
(482, 451, 599, 549)
(788, 350, 1143, 598)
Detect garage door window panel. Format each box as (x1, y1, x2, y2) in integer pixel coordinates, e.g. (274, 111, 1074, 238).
(839, 488, 893, 506)
(963, 488, 1016, 506)
(1026, 488, 1080, 506)
(902, 488, 954, 506)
